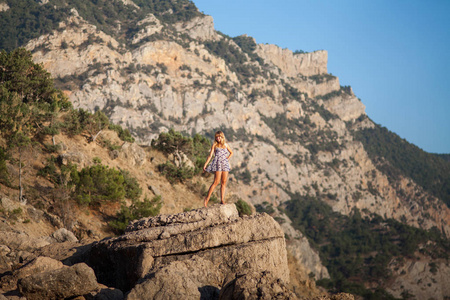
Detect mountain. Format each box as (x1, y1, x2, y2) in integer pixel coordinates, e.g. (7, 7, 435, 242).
(1, 0, 450, 299)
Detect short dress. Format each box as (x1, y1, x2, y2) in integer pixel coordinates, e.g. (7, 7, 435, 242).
(205, 146, 231, 173)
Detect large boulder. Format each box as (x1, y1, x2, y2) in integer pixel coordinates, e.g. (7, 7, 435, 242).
(219, 271, 298, 300)
(18, 263, 99, 300)
(89, 204, 290, 295)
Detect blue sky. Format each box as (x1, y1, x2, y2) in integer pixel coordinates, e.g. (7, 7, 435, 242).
(192, 0, 450, 154)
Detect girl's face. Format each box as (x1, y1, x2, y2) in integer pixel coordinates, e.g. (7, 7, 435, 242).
(216, 135, 223, 143)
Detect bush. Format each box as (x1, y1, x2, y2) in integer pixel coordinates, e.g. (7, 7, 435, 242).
(235, 199, 252, 216)
(0, 147, 10, 186)
(72, 164, 126, 205)
(152, 129, 211, 176)
(109, 195, 162, 234)
(158, 161, 194, 184)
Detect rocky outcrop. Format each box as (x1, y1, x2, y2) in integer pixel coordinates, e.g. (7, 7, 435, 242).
(386, 258, 450, 300)
(320, 88, 366, 121)
(89, 204, 290, 296)
(174, 16, 219, 41)
(18, 263, 99, 300)
(0, 3, 9, 12)
(256, 45, 328, 77)
(219, 271, 298, 300)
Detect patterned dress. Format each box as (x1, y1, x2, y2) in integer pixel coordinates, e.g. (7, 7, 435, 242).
(206, 146, 231, 173)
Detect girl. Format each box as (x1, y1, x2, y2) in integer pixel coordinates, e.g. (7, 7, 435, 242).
(203, 131, 233, 207)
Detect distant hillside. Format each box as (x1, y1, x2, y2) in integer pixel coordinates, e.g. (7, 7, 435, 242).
(0, 0, 201, 52)
(2, 0, 450, 298)
(353, 120, 450, 207)
(435, 153, 450, 162)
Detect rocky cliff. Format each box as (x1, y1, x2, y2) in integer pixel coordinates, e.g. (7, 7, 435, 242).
(2, 0, 449, 298)
(2, 202, 329, 299)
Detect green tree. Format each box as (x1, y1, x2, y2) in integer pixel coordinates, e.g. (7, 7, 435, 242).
(0, 147, 10, 186)
(0, 48, 70, 141)
(109, 195, 162, 234)
(72, 164, 126, 205)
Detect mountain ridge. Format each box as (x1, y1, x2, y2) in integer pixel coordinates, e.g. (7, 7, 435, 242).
(1, 0, 449, 298)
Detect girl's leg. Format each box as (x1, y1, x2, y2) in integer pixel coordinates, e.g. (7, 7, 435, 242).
(220, 171, 228, 204)
(204, 171, 223, 207)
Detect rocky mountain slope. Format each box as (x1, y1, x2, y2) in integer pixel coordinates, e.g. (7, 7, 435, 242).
(1, 0, 450, 298)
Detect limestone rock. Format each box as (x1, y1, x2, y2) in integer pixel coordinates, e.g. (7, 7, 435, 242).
(0, 3, 9, 12)
(312, 294, 355, 300)
(52, 228, 78, 243)
(174, 16, 219, 41)
(0, 256, 64, 292)
(132, 14, 163, 44)
(85, 284, 124, 300)
(386, 259, 450, 300)
(14, 256, 64, 280)
(256, 45, 328, 77)
(321, 89, 366, 121)
(219, 271, 298, 300)
(0, 231, 51, 252)
(126, 257, 219, 300)
(119, 142, 147, 167)
(89, 204, 289, 294)
(18, 263, 99, 300)
(0, 197, 22, 212)
(58, 151, 88, 167)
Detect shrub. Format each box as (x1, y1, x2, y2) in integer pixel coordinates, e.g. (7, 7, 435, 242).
(235, 199, 252, 216)
(0, 147, 10, 186)
(72, 164, 126, 205)
(109, 195, 162, 234)
(158, 161, 194, 184)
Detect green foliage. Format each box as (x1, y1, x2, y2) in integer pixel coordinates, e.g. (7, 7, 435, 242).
(158, 161, 194, 184)
(255, 201, 275, 215)
(152, 129, 211, 175)
(72, 164, 125, 205)
(64, 108, 134, 143)
(203, 39, 263, 84)
(284, 194, 450, 296)
(37, 155, 59, 183)
(235, 199, 252, 216)
(121, 169, 142, 200)
(232, 35, 263, 63)
(0, 0, 202, 51)
(0, 48, 71, 142)
(353, 124, 450, 207)
(234, 168, 252, 185)
(63, 108, 92, 136)
(109, 123, 135, 143)
(0, 0, 67, 51)
(0, 147, 10, 186)
(70, 164, 142, 206)
(109, 195, 162, 234)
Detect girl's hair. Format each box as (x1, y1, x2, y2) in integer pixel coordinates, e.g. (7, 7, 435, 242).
(213, 131, 226, 148)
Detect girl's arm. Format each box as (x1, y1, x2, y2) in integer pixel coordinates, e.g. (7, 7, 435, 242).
(203, 145, 215, 171)
(226, 143, 233, 160)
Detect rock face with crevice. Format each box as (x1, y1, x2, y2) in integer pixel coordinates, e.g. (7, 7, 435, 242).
(89, 204, 290, 296)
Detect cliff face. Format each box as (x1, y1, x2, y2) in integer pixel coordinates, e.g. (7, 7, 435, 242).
(89, 204, 291, 297)
(2, 203, 312, 299)
(19, 4, 450, 299)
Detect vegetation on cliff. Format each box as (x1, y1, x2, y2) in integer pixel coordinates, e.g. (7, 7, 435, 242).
(0, 0, 202, 52)
(284, 194, 449, 298)
(353, 122, 450, 207)
(0, 48, 159, 230)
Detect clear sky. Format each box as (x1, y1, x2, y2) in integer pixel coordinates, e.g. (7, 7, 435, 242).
(192, 0, 450, 154)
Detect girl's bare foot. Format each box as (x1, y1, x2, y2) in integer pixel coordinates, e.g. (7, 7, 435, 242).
(204, 199, 208, 207)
